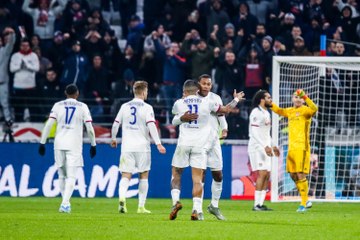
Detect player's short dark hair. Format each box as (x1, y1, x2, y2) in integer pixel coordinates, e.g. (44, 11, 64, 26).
(198, 74, 211, 82)
(133, 80, 148, 95)
(65, 84, 79, 95)
(251, 89, 268, 109)
(183, 79, 199, 92)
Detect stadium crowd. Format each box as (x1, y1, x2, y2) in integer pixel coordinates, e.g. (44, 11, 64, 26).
(1, 0, 360, 139)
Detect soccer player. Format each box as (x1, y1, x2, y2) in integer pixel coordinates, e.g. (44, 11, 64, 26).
(248, 90, 280, 211)
(271, 89, 318, 212)
(111, 81, 166, 214)
(38, 84, 97, 213)
(170, 79, 244, 220)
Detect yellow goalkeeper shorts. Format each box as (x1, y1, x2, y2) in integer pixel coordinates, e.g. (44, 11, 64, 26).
(286, 150, 310, 174)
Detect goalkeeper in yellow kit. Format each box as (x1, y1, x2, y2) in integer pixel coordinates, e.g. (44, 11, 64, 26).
(271, 89, 318, 212)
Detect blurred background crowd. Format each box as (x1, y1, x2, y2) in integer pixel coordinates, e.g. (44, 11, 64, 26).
(1, 0, 360, 139)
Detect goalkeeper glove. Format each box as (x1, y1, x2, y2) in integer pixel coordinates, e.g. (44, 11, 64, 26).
(90, 146, 96, 158)
(38, 144, 46, 156)
(295, 89, 307, 99)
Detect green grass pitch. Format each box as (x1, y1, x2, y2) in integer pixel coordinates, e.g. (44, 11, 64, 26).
(0, 197, 359, 240)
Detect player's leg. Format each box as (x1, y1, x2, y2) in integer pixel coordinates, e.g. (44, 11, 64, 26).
(136, 152, 151, 213)
(207, 170, 226, 219)
(60, 165, 78, 213)
(296, 172, 309, 211)
(249, 151, 264, 210)
(259, 171, 272, 210)
(191, 167, 203, 220)
(54, 150, 66, 197)
(118, 152, 136, 213)
(169, 166, 184, 220)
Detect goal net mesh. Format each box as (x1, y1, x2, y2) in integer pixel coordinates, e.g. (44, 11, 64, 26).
(272, 57, 360, 202)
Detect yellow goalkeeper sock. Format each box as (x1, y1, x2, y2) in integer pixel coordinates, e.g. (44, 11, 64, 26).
(296, 179, 309, 207)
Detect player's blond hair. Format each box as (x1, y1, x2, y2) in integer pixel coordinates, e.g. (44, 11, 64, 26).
(133, 81, 148, 96)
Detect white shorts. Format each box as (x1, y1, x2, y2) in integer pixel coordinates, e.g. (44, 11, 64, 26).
(172, 145, 207, 170)
(119, 152, 151, 174)
(54, 149, 83, 167)
(248, 149, 271, 171)
(206, 138, 223, 171)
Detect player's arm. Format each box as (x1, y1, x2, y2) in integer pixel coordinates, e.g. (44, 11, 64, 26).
(111, 107, 123, 148)
(218, 115, 228, 139)
(172, 111, 198, 126)
(217, 90, 245, 114)
(38, 117, 56, 156)
(85, 121, 97, 158)
(295, 89, 318, 117)
(270, 102, 288, 117)
(147, 121, 166, 154)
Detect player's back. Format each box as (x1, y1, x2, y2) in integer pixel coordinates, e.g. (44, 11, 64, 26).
(174, 95, 219, 147)
(50, 98, 92, 151)
(117, 98, 154, 152)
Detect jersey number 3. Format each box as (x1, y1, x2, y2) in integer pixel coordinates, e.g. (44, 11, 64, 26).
(129, 106, 137, 125)
(65, 106, 76, 124)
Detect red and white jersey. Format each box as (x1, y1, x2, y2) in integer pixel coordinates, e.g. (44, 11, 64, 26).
(49, 98, 92, 152)
(115, 98, 156, 152)
(248, 106, 272, 151)
(172, 95, 220, 147)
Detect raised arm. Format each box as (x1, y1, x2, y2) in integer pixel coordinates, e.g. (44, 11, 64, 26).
(270, 102, 288, 117)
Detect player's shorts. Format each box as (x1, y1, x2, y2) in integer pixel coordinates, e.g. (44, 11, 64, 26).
(54, 149, 84, 167)
(119, 152, 151, 174)
(286, 150, 310, 174)
(248, 148, 271, 171)
(206, 138, 223, 171)
(172, 145, 207, 170)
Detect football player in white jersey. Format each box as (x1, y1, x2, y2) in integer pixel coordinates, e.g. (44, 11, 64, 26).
(248, 90, 280, 211)
(169, 80, 244, 220)
(39, 84, 97, 213)
(111, 81, 166, 214)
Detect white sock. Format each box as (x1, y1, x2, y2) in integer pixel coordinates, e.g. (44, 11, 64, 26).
(193, 197, 202, 212)
(138, 179, 148, 208)
(171, 189, 180, 206)
(119, 177, 130, 201)
(61, 177, 75, 206)
(254, 190, 262, 207)
(211, 180, 222, 208)
(260, 190, 267, 206)
(57, 167, 66, 196)
(199, 183, 204, 213)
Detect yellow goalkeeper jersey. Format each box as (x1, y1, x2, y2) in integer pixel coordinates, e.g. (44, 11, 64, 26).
(271, 98, 318, 152)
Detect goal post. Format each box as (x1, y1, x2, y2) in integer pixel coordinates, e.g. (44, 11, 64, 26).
(271, 56, 360, 203)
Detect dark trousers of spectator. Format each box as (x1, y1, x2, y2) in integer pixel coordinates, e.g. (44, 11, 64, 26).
(119, 0, 136, 38)
(12, 88, 40, 122)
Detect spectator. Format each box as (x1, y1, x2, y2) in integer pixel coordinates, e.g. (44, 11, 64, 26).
(126, 15, 145, 58)
(85, 7, 111, 36)
(291, 36, 312, 56)
(22, 0, 67, 52)
(85, 54, 111, 122)
(243, 47, 264, 99)
(38, 67, 61, 118)
(206, 0, 230, 41)
(234, 2, 258, 41)
(119, 0, 137, 38)
(304, 16, 323, 54)
(10, 38, 40, 121)
(333, 42, 348, 56)
(273, 36, 289, 55)
(246, 0, 274, 25)
(33, 46, 52, 77)
(0, 27, 16, 126)
(336, 5, 360, 43)
(47, 31, 68, 74)
(31, 34, 41, 50)
(144, 24, 172, 55)
(62, 0, 88, 37)
(60, 40, 89, 94)
(182, 10, 203, 41)
(222, 22, 236, 45)
(82, 30, 107, 60)
(102, 30, 123, 77)
(261, 35, 274, 91)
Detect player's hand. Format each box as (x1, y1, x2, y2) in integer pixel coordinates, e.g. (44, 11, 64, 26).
(180, 111, 198, 122)
(157, 144, 166, 154)
(272, 146, 280, 157)
(265, 146, 273, 156)
(233, 89, 245, 102)
(38, 144, 45, 156)
(220, 129, 228, 139)
(295, 89, 307, 99)
(110, 139, 117, 148)
(90, 146, 96, 158)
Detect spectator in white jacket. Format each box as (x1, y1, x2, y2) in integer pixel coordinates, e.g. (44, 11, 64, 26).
(10, 38, 40, 122)
(22, 0, 67, 53)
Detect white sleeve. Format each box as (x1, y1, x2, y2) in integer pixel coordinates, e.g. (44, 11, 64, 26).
(147, 122, 161, 145)
(111, 107, 123, 140)
(85, 122, 96, 146)
(218, 115, 228, 130)
(171, 100, 182, 126)
(40, 118, 56, 144)
(249, 110, 267, 147)
(145, 106, 156, 123)
(25, 54, 40, 72)
(9, 54, 21, 73)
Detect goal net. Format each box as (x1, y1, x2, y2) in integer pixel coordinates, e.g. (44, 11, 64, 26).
(271, 56, 360, 202)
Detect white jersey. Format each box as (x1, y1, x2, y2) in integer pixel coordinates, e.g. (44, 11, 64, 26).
(49, 98, 92, 153)
(248, 106, 272, 151)
(172, 95, 220, 147)
(198, 92, 224, 136)
(115, 98, 156, 152)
